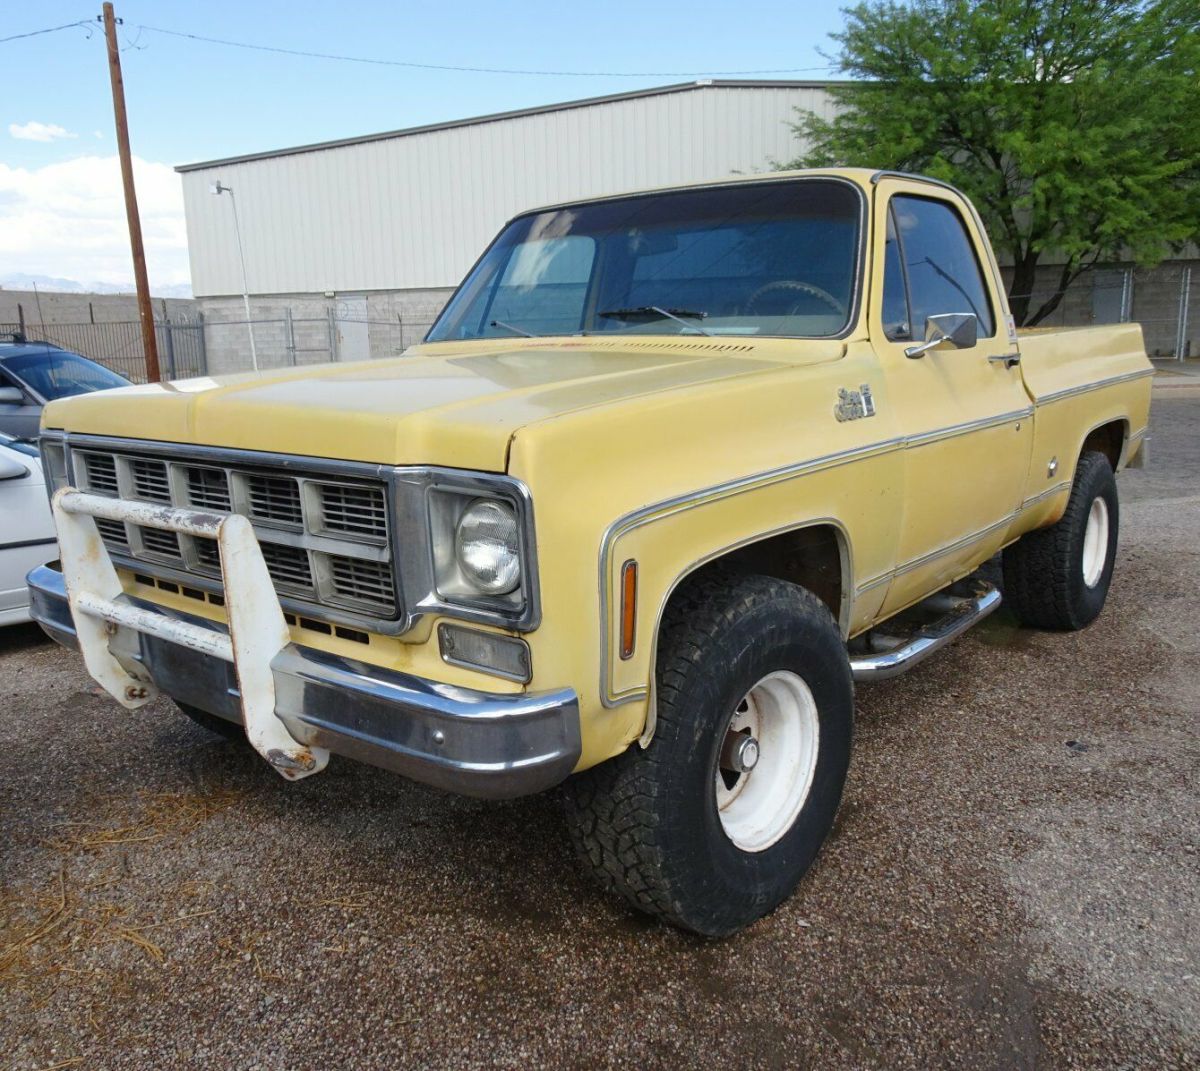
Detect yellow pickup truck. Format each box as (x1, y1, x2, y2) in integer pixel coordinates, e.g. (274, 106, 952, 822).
(30, 168, 1151, 935)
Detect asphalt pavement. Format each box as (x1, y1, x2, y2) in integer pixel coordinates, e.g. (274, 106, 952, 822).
(2, 387, 1197, 1070)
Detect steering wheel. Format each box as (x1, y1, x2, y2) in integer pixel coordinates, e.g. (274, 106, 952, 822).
(745, 279, 847, 318)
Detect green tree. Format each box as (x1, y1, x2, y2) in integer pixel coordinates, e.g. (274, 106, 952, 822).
(786, 0, 1199, 325)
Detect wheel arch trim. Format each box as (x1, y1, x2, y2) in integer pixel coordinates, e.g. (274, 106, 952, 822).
(1074, 415, 1132, 478)
(634, 518, 853, 746)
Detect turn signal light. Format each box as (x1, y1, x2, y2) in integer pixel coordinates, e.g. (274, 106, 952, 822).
(619, 560, 638, 660)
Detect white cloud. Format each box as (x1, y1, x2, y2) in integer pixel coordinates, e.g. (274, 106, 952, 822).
(9, 121, 77, 143)
(0, 155, 191, 289)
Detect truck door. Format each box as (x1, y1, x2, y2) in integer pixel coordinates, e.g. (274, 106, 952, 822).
(870, 177, 1031, 617)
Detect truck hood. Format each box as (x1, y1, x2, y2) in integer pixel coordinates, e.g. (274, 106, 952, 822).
(43, 337, 843, 471)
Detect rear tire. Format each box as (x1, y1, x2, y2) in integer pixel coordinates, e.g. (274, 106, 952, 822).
(176, 701, 244, 741)
(1002, 450, 1119, 630)
(563, 571, 853, 936)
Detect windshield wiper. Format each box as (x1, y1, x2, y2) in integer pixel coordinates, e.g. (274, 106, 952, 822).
(598, 306, 713, 336)
(489, 319, 538, 338)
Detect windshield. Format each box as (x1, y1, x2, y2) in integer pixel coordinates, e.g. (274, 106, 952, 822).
(2, 350, 129, 400)
(428, 179, 862, 343)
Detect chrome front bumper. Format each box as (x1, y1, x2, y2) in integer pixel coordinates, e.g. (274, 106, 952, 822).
(29, 564, 581, 799)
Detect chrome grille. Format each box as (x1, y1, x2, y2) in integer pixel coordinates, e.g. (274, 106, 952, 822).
(95, 518, 129, 549)
(244, 474, 303, 526)
(260, 543, 315, 595)
(80, 452, 119, 496)
(316, 482, 388, 541)
(70, 445, 399, 626)
(129, 458, 171, 503)
(194, 536, 221, 572)
(185, 467, 231, 511)
(328, 556, 396, 614)
(139, 527, 182, 559)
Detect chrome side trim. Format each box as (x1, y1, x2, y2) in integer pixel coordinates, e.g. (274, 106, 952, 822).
(850, 582, 1002, 681)
(1038, 368, 1155, 406)
(1022, 480, 1073, 508)
(853, 480, 1070, 596)
(903, 407, 1032, 449)
(596, 406, 1034, 707)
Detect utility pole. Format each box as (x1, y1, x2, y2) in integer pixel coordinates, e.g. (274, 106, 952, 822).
(100, 2, 161, 382)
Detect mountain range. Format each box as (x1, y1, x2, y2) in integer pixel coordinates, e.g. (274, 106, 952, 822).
(0, 273, 193, 299)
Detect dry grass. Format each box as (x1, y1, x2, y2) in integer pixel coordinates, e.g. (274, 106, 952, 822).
(0, 787, 243, 1004)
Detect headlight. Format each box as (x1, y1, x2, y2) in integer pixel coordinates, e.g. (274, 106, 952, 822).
(411, 472, 537, 631)
(455, 498, 521, 595)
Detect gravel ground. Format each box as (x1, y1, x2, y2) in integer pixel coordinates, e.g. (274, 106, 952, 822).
(2, 390, 1197, 1070)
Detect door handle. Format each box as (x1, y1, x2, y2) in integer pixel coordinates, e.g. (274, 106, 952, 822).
(988, 353, 1021, 368)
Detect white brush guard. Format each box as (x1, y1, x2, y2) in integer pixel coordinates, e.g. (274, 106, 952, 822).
(51, 488, 330, 780)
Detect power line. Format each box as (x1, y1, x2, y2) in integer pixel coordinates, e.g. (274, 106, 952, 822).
(0, 19, 93, 45)
(136, 24, 839, 78)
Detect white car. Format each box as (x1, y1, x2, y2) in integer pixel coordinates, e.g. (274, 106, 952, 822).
(0, 434, 56, 625)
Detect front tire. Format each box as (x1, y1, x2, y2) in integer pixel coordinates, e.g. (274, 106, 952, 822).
(1003, 450, 1119, 630)
(564, 572, 853, 936)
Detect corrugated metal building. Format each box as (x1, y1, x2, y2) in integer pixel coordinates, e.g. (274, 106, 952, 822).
(177, 80, 840, 370)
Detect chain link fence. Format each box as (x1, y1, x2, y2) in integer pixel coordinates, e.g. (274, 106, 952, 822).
(1003, 263, 1195, 359)
(1, 318, 207, 383)
(200, 312, 434, 373)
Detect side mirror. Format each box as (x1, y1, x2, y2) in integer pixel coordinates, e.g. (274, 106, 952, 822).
(0, 453, 30, 481)
(0, 386, 26, 405)
(904, 312, 978, 359)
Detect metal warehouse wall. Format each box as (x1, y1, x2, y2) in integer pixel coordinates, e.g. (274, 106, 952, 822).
(179, 82, 837, 298)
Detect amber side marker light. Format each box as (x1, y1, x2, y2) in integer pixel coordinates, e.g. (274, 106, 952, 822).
(619, 559, 638, 660)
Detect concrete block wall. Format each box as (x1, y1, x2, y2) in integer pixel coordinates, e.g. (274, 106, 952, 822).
(0, 288, 197, 328)
(198, 288, 453, 374)
(1000, 260, 1197, 358)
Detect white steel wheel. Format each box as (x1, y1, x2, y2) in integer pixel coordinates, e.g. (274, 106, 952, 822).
(715, 670, 820, 853)
(1081, 495, 1110, 588)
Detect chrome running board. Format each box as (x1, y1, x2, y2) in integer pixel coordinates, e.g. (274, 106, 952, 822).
(849, 582, 1002, 682)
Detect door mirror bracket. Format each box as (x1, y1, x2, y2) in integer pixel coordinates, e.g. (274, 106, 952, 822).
(904, 313, 978, 359)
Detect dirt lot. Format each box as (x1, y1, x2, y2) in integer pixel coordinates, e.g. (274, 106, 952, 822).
(2, 389, 1197, 1071)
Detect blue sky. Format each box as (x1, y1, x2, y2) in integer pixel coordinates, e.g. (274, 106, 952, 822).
(1, 0, 849, 290)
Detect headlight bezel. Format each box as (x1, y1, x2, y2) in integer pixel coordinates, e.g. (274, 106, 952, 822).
(404, 468, 540, 633)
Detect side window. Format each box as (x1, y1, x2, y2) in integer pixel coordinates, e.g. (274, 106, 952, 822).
(890, 195, 995, 339)
(881, 204, 911, 340)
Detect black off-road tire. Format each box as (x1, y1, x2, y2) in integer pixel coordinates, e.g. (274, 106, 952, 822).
(176, 701, 244, 741)
(563, 571, 854, 937)
(1002, 450, 1119, 631)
